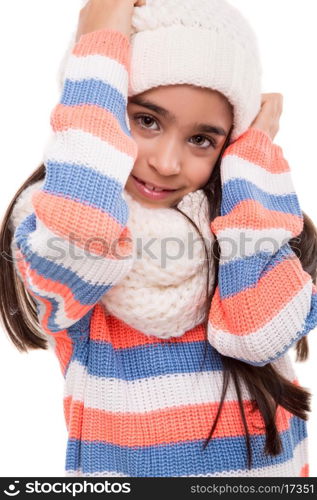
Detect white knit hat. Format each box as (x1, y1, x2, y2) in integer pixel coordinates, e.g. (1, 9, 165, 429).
(59, 0, 262, 142)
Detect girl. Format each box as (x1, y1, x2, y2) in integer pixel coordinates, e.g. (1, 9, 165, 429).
(1, 0, 317, 477)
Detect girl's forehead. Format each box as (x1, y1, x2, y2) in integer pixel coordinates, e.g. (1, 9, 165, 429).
(128, 85, 234, 129)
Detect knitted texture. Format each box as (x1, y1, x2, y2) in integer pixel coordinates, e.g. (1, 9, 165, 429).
(208, 129, 317, 365)
(11, 29, 317, 477)
(101, 188, 214, 338)
(128, 0, 262, 141)
(11, 185, 214, 339)
(61, 0, 262, 142)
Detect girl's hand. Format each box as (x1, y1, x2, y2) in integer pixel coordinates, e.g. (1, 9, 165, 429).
(75, 0, 146, 42)
(250, 93, 283, 141)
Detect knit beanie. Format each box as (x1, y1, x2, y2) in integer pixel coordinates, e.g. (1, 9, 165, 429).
(59, 0, 262, 142)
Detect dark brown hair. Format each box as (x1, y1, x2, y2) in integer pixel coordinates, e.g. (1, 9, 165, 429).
(1, 130, 316, 470)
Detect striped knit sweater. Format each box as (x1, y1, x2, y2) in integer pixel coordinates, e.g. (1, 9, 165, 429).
(11, 28, 317, 477)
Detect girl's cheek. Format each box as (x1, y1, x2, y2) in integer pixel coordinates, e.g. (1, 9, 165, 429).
(188, 162, 215, 185)
(129, 128, 145, 147)
(133, 137, 154, 158)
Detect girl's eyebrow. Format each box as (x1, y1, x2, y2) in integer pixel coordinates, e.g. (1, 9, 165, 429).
(128, 96, 227, 136)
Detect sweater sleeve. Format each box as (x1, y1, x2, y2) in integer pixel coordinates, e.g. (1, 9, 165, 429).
(207, 127, 317, 366)
(11, 29, 137, 338)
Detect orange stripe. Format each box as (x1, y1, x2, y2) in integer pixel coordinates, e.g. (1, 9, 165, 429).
(54, 335, 74, 376)
(90, 303, 207, 348)
(63, 396, 293, 447)
(64, 395, 71, 432)
(64, 395, 84, 435)
(211, 199, 303, 236)
(224, 128, 290, 173)
(72, 28, 131, 71)
(51, 104, 137, 159)
(209, 257, 311, 335)
(300, 464, 309, 477)
(16, 249, 74, 355)
(32, 191, 133, 258)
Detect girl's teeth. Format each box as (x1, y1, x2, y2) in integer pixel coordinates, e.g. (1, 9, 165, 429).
(145, 183, 164, 192)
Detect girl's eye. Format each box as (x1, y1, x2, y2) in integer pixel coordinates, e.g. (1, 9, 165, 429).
(133, 113, 216, 149)
(133, 114, 159, 131)
(190, 135, 216, 149)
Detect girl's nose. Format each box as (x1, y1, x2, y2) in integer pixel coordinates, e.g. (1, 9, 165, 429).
(148, 136, 182, 176)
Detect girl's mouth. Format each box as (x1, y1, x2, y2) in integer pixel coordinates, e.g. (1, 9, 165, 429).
(131, 175, 178, 200)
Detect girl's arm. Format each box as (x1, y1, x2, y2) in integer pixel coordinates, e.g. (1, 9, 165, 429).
(208, 127, 317, 366)
(11, 29, 136, 339)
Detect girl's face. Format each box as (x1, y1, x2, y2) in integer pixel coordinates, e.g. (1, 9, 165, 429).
(125, 84, 233, 208)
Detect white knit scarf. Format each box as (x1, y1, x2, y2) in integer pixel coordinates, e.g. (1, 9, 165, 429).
(100, 188, 216, 339)
(10, 180, 215, 340)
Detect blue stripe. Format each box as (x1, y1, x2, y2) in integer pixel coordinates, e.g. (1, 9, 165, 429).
(14, 214, 112, 306)
(42, 161, 128, 227)
(39, 295, 64, 332)
(221, 178, 302, 217)
(71, 338, 224, 379)
(61, 79, 130, 136)
(218, 244, 295, 298)
(65, 416, 307, 476)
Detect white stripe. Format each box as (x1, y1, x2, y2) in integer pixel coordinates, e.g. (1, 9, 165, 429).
(44, 128, 135, 186)
(215, 227, 293, 262)
(271, 351, 297, 381)
(223, 154, 295, 196)
(65, 469, 127, 477)
(63, 53, 129, 98)
(64, 357, 296, 413)
(65, 438, 308, 477)
(208, 279, 313, 365)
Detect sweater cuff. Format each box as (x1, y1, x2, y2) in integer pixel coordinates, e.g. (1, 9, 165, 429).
(247, 127, 273, 145)
(74, 28, 131, 70)
(245, 127, 285, 159)
(228, 127, 287, 174)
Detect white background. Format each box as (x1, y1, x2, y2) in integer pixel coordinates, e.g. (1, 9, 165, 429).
(0, 0, 316, 477)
